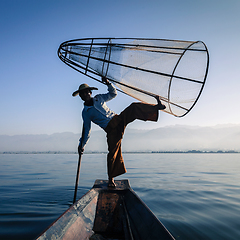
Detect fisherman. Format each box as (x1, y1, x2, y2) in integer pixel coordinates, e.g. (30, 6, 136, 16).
(73, 76, 166, 187)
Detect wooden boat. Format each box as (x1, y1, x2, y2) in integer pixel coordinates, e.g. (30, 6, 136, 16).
(36, 180, 175, 240)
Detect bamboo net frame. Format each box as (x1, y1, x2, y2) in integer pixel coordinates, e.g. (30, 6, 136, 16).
(58, 38, 209, 117)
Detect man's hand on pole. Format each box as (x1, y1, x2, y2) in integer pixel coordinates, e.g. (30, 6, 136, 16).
(78, 145, 84, 155)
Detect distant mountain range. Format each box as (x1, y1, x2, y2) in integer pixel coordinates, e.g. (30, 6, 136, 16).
(1, 124, 240, 153)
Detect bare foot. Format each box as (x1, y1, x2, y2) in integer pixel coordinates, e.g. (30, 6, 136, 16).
(108, 178, 116, 188)
(155, 96, 166, 110)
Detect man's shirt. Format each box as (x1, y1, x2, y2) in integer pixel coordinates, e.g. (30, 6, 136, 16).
(79, 83, 117, 148)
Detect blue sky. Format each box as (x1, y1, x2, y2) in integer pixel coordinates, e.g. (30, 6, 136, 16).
(0, 0, 240, 135)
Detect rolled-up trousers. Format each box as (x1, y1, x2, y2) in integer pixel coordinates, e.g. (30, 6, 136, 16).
(104, 102, 159, 179)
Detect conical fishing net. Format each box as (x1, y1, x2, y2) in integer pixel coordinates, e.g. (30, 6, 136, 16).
(58, 38, 209, 117)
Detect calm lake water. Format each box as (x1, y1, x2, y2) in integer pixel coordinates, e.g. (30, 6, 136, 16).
(0, 153, 240, 240)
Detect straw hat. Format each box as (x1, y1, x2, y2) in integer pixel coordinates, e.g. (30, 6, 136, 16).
(72, 84, 98, 97)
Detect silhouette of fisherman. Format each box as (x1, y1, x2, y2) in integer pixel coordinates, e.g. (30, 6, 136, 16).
(73, 76, 166, 187)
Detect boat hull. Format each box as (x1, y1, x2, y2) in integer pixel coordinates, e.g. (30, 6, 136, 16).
(36, 180, 175, 240)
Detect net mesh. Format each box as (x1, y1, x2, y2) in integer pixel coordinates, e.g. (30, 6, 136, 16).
(58, 38, 209, 117)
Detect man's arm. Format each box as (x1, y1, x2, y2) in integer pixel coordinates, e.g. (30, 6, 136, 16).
(78, 112, 91, 154)
(100, 76, 117, 101)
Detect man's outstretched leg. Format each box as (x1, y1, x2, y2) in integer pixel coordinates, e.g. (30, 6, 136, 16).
(118, 97, 166, 126)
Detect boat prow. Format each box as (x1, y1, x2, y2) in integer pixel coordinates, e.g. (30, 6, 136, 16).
(36, 180, 175, 240)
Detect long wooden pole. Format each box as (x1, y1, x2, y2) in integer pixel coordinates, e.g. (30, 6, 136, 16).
(73, 125, 85, 204)
(73, 153, 82, 203)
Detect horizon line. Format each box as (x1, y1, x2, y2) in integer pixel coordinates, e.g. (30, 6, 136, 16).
(1, 123, 240, 136)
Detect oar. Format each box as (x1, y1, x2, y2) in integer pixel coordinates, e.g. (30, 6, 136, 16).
(73, 125, 85, 204)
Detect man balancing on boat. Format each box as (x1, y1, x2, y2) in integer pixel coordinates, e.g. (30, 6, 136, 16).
(72, 76, 166, 188)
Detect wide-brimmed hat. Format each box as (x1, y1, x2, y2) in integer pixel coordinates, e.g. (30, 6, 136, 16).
(72, 83, 98, 97)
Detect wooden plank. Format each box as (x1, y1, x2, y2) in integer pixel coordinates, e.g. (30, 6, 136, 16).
(93, 192, 123, 237)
